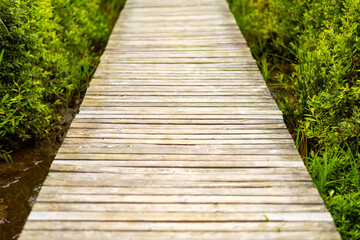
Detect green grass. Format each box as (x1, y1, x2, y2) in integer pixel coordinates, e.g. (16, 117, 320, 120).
(227, 0, 360, 239)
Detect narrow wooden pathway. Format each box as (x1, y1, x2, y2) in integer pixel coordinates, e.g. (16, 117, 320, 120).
(20, 0, 340, 239)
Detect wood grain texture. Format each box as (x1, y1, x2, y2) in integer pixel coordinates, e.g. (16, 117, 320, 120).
(19, 0, 340, 239)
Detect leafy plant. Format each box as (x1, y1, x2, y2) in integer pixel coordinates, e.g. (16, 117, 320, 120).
(0, 0, 126, 157)
(228, 0, 360, 239)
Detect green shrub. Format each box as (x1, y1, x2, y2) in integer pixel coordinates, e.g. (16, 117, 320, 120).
(228, 0, 360, 239)
(0, 0, 125, 159)
(0, 0, 53, 154)
(328, 192, 360, 240)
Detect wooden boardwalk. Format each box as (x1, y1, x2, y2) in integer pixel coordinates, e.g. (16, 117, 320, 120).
(20, 0, 340, 239)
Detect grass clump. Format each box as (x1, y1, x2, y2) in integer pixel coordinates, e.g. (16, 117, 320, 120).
(228, 0, 360, 239)
(0, 0, 125, 160)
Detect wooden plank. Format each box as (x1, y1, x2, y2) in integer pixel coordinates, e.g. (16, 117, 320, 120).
(43, 179, 315, 188)
(32, 203, 327, 213)
(100, 51, 252, 57)
(112, 24, 242, 29)
(92, 70, 260, 75)
(67, 127, 289, 134)
(59, 147, 298, 157)
(79, 102, 278, 107)
(27, 211, 332, 222)
(37, 185, 319, 196)
(75, 115, 284, 120)
(55, 153, 302, 161)
(79, 96, 275, 102)
(105, 39, 247, 44)
(90, 80, 266, 84)
(71, 117, 285, 124)
(52, 160, 305, 168)
(62, 140, 295, 148)
(68, 123, 288, 129)
(64, 133, 293, 140)
(96, 63, 258, 70)
(49, 165, 307, 175)
(24, 221, 335, 231)
(86, 86, 268, 92)
(84, 92, 271, 97)
(62, 144, 297, 152)
(100, 59, 256, 63)
(42, 172, 312, 184)
(116, 15, 237, 20)
(92, 74, 263, 78)
(19, 230, 341, 240)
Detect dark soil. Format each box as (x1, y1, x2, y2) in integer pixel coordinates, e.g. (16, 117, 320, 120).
(0, 106, 78, 240)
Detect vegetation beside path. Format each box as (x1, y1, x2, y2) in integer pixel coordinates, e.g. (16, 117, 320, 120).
(0, 0, 125, 160)
(228, 0, 360, 239)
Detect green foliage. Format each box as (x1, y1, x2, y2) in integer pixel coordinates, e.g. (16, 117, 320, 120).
(228, 0, 360, 239)
(328, 192, 360, 240)
(0, 0, 125, 155)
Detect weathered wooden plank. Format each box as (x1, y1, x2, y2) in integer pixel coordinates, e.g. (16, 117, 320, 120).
(27, 211, 332, 222)
(24, 221, 335, 231)
(63, 142, 295, 150)
(72, 116, 284, 123)
(101, 59, 256, 64)
(100, 53, 252, 58)
(118, 8, 232, 13)
(19, 230, 341, 240)
(79, 102, 278, 107)
(104, 44, 251, 50)
(105, 39, 247, 44)
(68, 123, 288, 130)
(79, 95, 274, 100)
(63, 138, 293, 145)
(92, 76, 264, 81)
(49, 165, 307, 175)
(55, 153, 301, 161)
(67, 127, 289, 134)
(59, 142, 296, 150)
(75, 115, 284, 120)
(112, 24, 242, 30)
(57, 146, 298, 156)
(93, 70, 264, 76)
(43, 179, 315, 188)
(42, 172, 312, 184)
(90, 80, 266, 84)
(38, 185, 319, 196)
(98, 73, 261, 78)
(85, 92, 271, 97)
(91, 73, 262, 77)
(71, 119, 285, 125)
(32, 203, 327, 213)
(52, 160, 304, 168)
(104, 46, 250, 51)
(64, 133, 293, 140)
(97, 63, 258, 70)
(114, 19, 239, 23)
(85, 91, 269, 96)
(86, 86, 268, 92)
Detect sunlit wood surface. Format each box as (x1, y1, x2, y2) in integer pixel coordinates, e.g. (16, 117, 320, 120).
(19, 0, 340, 239)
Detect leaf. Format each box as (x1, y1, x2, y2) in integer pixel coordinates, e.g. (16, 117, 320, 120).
(0, 49, 4, 65)
(2, 93, 9, 102)
(0, 19, 12, 39)
(0, 109, 17, 129)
